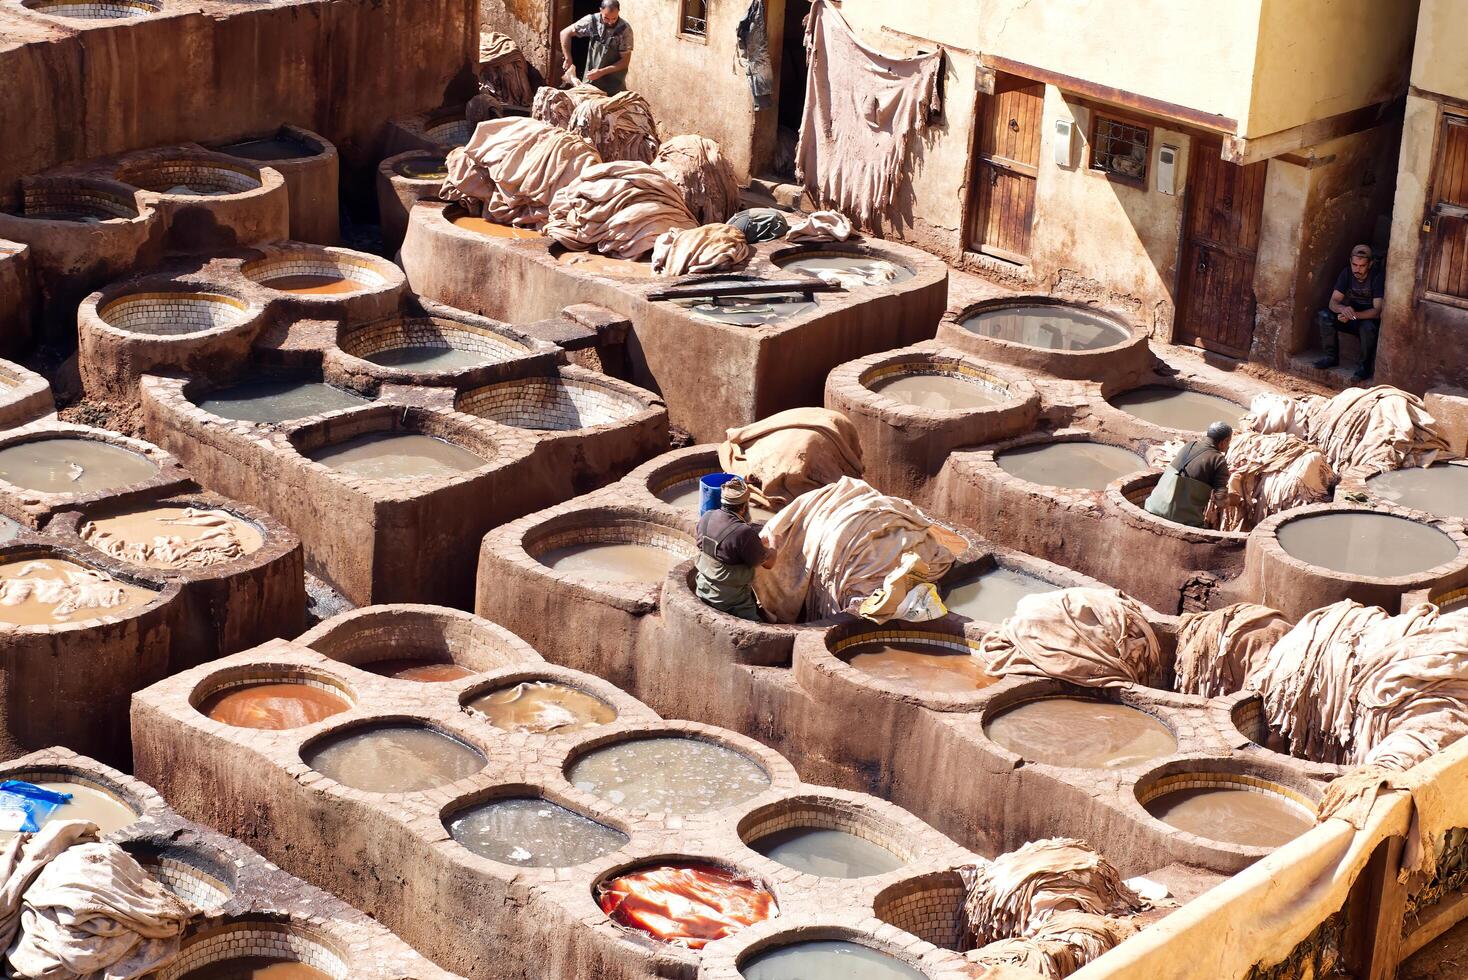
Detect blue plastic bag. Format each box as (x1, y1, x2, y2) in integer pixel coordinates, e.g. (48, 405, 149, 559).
(0, 780, 71, 833)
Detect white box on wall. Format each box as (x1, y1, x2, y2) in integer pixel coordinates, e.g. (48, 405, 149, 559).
(1157, 143, 1180, 195)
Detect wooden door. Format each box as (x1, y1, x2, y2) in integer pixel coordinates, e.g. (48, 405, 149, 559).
(1424, 113, 1468, 305)
(1174, 141, 1268, 357)
(967, 75, 1044, 263)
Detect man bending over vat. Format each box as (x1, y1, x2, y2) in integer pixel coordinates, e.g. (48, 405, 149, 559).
(1313, 243, 1384, 382)
(696, 477, 775, 621)
(1144, 422, 1233, 529)
(561, 0, 635, 94)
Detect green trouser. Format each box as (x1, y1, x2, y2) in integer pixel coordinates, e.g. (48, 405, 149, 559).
(694, 552, 761, 621)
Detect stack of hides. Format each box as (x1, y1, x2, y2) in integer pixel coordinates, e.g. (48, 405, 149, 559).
(544, 161, 698, 259)
(441, 117, 600, 228)
(753, 477, 965, 624)
(532, 85, 661, 163)
(478, 32, 536, 108)
(978, 588, 1163, 689)
(718, 407, 863, 510)
(1173, 603, 1292, 698)
(785, 209, 853, 243)
(651, 135, 741, 224)
(652, 223, 750, 276)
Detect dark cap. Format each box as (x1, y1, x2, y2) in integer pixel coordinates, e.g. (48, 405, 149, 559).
(1351, 244, 1373, 259)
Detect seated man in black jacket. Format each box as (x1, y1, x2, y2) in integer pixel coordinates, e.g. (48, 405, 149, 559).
(1314, 243, 1384, 382)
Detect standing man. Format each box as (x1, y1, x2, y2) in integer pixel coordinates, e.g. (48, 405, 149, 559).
(560, 0, 634, 95)
(1314, 243, 1385, 382)
(1144, 422, 1234, 529)
(694, 478, 773, 621)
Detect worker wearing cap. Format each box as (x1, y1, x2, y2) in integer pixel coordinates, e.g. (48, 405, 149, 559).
(1314, 243, 1385, 382)
(694, 477, 773, 621)
(1144, 422, 1233, 529)
(560, 0, 634, 95)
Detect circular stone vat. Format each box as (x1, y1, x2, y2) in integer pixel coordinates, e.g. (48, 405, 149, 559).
(1109, 385, 1247, 432)
(0, 771, 139, 837)
(465, 679, 616, 734)
(996, 441, 1146, 491)
(742, 802, 905, 879)
(120, 840, 235, 908)
(531, 518, 693, 586)
(774, 250, 915, 288)
(670, 277, 817, 326)
(960, 303, 1129, 352)
(3, 180, 139, 223)
(194, 378, 369, 424)
(1365, 463, 1468, 521)
(81, 503, 264, 569)
(0, 437, 158, 493)
(835, 633, 997, 696)
(446, 796, 627, 866)
(159, 924, 346, 980)
(458, 377, 646, 431)
(0, 554, 156, 625)
(568, 736, 770, 814)
(196, 678, 351, 730)
(306, 432, 487, 481)
(242, 249, 390, 296)
(304, 607, 520, 681)
(941, 566, 1058, 623)
(985, 696, 1176, 768)
(425, 117, 473, 147)
(451, 213, 545, 240)
(599, 862, 777, 948)
(303, 723, 485, 792)
(21, 0, 158, 18)
(863, 363, 1006, 412)
(1138, 771, 1315, 849)
(99, 291, 250, 336)
(116, 158, 261, 196)
(217, 132, 316, 162)
(342, 316, 528, 372)
(395, 155, 448, 180)
(1275, 511, 1458, 577)
(741, 941, 927, 980)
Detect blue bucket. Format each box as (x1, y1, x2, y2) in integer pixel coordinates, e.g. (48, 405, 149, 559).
(699, 472, 739, 515)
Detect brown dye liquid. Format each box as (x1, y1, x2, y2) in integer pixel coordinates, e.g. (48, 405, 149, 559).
(656, 482, 777, 522)
(0, 557, 154, 625)
(468, 680, 616, 733)
(539, 542, 679, 584)
(997, 442, 1146, 491)
(200, 683, 350, 730)
(984, 697, 1177, 768)
(307, 433, 487, 481)
(304, 725, 485, 792)
(0, 781, 139, 838)
(81, 505, 264, 569)
(1110, 386, 1247, 432)
(196, 380, 369, 424)
(1276, 512, 1459, 577)
(1366, 463, 1468, 520)
(363, 658, 476, 682)
(451, 215, 544, 240)
(219, 137, 313, 160)
(845, 642, 998, 694)
(961, 304, 1129, 351)
(568, 736, 770, 814)
(867, 373, 1002, 411)
(263, 274, 361, 295)
(554, 250, 654, 278)
(178, 960, 331, 980)
(1145, 787, 1314, 848)
(0, 438, 158, 493)
(942, 567, 1056, 623)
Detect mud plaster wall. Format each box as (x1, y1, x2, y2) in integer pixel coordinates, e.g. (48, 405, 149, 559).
(1380, 95, 1468, 394)
(479, 0, 551, 73)
(1251, 122, 1405, 368)
(0, 0, 476, 189)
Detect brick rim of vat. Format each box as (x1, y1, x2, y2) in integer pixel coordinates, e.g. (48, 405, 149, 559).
(1219, 690, 1351, 779)
(399, 105, 473, 150)
(970, 428, 1152, 499)
(333, 314, 544, 384)
(55, 492, 298, 582)
(155, 920, 350, 980)
(209, 124, 335, 166)
(281, 404, 514, 498)
(297, 712, 491, 796)
(0, 540, 179, 633)
(380, 150, 451, 186)
(435, 779, 634, 873)
(836, 347, 1043, 422)
(1339, 459, 1468, 526)
(869, 868, 971, 953)
(700, 916, 973, 980)
(1108, 471, 1253, 543)
(942, 295, 1145, 358)
(516, 506, 697, 605)
(91, 284, 258, 340)
(0, 176, 146, 223)
(0, 423, 188, 508)
(118, 836, 239, 908)
(455, 370, 663, 434)
(16, 0, 160, 21)
(113, 151, 274, 198)
(1129, 755, 1324, 858)
(187, 661, 359, 722)
(240, 245, 400, 296)
(1252, 500, 1468, 586)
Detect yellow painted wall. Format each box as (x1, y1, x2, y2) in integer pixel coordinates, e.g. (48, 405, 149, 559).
(1411, 0, 1468, 97)
(1246, 0, 1419, 139)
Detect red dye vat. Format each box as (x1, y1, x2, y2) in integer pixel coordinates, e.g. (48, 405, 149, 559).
(597, 863, 777, 948)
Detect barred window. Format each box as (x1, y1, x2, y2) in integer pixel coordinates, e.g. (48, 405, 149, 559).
(1090, 113, 1151, 182)
(679, 0, 707, 36)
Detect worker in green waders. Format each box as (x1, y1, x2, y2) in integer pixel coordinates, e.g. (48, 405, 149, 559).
(1144, 421, 1233, 529)
(559, 0, 635, 95)
(695, 477, 774, 621)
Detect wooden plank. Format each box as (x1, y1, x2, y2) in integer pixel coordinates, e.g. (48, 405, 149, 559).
(1402, 890, 1468, 960)
(646, 279, 836, 301)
